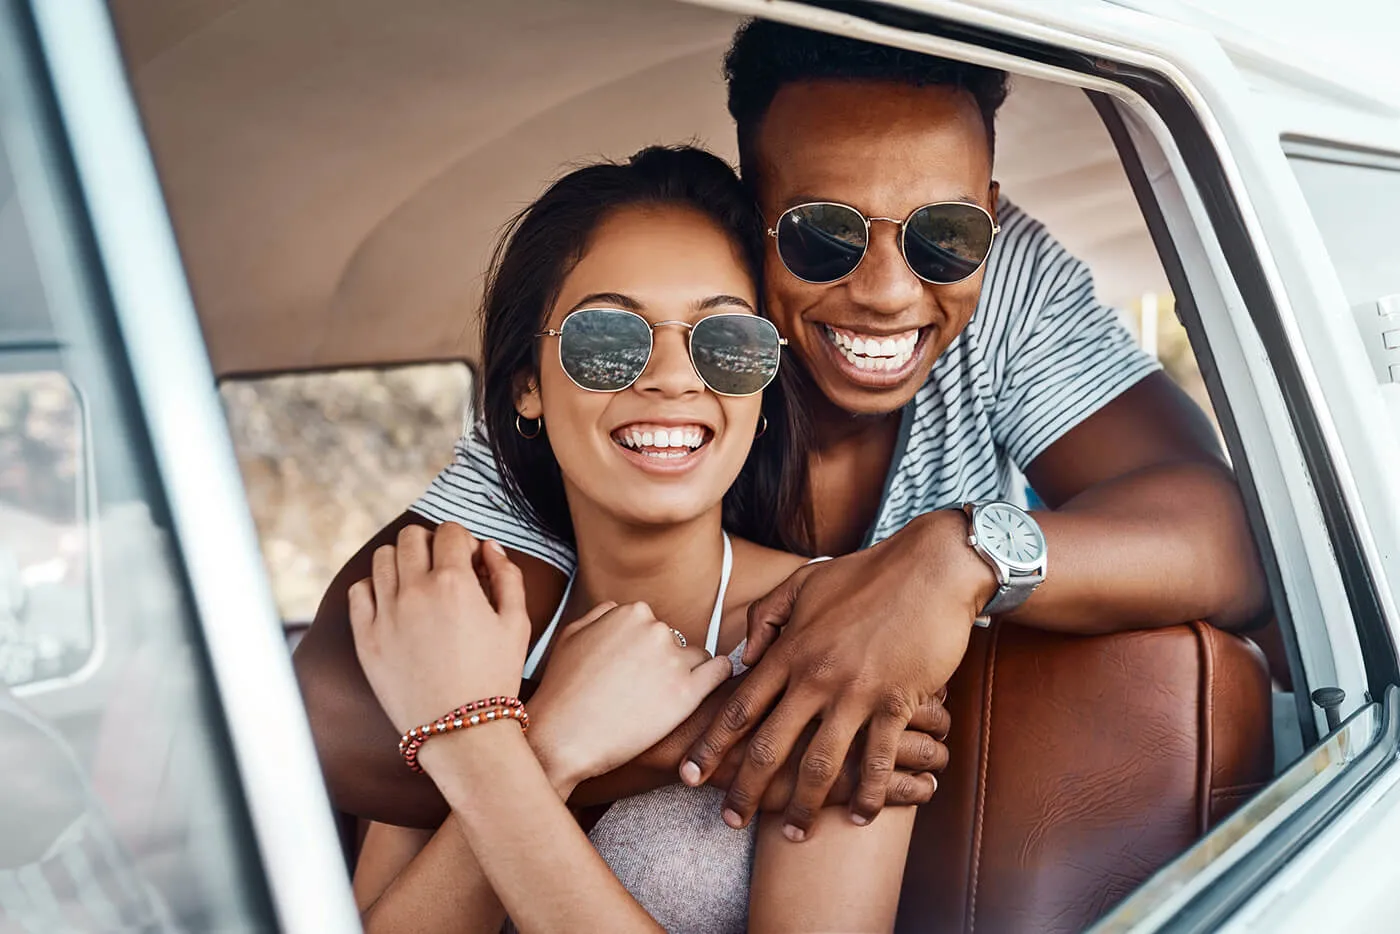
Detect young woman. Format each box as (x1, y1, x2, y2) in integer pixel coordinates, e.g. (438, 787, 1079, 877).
(348, 146, 914, 933)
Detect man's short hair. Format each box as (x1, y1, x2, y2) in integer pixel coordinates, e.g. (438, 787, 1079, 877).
(724, 19, 1009, 183)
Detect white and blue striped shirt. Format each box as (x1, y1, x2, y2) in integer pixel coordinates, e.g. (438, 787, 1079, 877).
(412, 198, 1160, 569)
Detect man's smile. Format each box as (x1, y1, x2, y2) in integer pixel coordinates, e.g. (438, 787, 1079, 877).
(816, 322, 934, 386)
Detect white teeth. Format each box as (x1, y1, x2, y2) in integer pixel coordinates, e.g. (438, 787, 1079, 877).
(614, 425, 708, 454)
(824, 325, 919, 373)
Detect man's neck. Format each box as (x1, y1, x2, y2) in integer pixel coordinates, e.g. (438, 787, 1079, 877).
(801, 379, 904, 453)
(565, 497, 728, 645)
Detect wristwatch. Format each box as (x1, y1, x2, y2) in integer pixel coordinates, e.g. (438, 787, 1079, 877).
(961, 501, 1047, 627)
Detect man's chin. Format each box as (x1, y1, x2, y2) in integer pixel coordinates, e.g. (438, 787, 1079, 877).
(808, 366, 928, 417)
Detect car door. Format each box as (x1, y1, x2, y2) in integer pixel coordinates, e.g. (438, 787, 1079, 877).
(675, 0, 1400, 929)
(0, 1, 357, 931)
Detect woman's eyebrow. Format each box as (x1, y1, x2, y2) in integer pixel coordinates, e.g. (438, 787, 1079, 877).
(697, 294, 755, 313)
(569, 292, 642, 312)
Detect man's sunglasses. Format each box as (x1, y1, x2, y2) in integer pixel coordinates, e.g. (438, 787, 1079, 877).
(768, 201, 1000, 285)
(536, 308, 787, 397)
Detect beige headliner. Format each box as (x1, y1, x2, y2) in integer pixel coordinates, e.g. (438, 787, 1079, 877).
(109, 0, 1167, 378)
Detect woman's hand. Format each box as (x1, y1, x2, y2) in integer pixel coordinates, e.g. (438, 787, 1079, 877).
(527, 602, 733, 789)
(348, 522, 531, 735)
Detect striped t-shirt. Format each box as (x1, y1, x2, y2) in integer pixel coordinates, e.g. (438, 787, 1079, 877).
(412, 198, 1161, 571)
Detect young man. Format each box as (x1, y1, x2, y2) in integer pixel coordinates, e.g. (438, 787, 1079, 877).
(294, 21, 1267, 841)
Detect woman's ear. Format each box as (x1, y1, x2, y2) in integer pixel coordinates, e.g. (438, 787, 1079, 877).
(515, 373, 543, 420)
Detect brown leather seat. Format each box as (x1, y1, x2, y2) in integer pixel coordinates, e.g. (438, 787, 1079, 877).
(896, 621, 1272, 934)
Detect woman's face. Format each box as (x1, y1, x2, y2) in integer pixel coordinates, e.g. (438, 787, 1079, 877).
(517, 204, 764, 532)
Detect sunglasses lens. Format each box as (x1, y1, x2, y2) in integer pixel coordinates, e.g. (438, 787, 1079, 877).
(903, 203, 995, 284)
(775, 203, 867, 283)
(558, 309, 652, 391)
(690, 315, 782, 396)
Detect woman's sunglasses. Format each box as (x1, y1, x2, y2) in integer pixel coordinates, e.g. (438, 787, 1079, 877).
(768, 201, 1000, 285)
(536, 308, 787, 397)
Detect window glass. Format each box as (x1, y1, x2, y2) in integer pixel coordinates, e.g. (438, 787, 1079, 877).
(0, 370, 92, 688)
(1287, 146, 1400, 305)
(0, 15, 272, 932)
(220, 362, 472, 624)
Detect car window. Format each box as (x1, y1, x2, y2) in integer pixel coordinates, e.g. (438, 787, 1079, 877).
(0, 13, 273, 932)
(219, 362, 472, 627)
(1286, 144, 1400, 306)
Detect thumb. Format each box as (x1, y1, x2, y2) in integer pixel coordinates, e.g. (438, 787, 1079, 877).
(480, 541, 527, 620)
(743, 565, 810, 666)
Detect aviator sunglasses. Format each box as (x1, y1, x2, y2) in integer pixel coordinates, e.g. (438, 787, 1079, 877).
(536, 308, 787, 396)
(769, 201, 1000, 285)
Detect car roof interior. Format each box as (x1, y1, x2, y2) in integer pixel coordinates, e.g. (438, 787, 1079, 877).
(107, 0, 1169, 380)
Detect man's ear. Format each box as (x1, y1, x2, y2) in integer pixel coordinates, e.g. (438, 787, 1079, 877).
(987, 180, 1001, 223)
(514, 372, 543, 420)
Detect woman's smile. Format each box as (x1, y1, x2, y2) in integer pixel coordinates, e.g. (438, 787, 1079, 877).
(610, 420, 716, 475)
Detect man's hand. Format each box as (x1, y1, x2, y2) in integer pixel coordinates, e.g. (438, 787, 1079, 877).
(680, 510, 994, 841)
(574, 680, 951, 809)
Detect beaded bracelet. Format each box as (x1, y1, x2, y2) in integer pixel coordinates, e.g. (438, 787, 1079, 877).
(398, 696, 529, 773)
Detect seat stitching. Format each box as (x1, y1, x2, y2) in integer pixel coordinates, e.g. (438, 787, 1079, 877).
(1193, 621, 1214, 837)
(966, 625, 998, 934)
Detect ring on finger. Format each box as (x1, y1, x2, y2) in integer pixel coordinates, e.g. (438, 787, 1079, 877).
(668, 628, 688, 649)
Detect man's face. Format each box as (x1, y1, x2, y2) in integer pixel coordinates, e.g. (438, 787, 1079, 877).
(754, 79, 996, 416)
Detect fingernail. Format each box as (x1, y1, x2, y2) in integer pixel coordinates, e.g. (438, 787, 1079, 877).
(782, 823, 806, 842)
(850, 813, 870, 826)
(723, 809, 743, 829)
(485, 540, 505, 556)
(680, 761, 701, 785)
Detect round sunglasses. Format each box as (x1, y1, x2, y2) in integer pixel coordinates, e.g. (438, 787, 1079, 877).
(536, 308, 787, 397)
(768, 201, 1000, 285)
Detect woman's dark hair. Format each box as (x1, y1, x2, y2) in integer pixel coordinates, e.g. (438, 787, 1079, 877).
(481, 145, 813, 555)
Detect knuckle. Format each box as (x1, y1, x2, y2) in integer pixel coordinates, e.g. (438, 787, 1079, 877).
(745, 736, 782, 770)
(906, 734, 938, 769)
(884, 774, 919, 805)
(878, 688, 912, 719)
(861, 753, 895, 780)
(719, 696, 755, 734)
(798, 752, 838, 785)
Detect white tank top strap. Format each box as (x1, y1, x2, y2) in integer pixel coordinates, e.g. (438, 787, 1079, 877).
(521, 532, 734, 680)
(703, 532, 733, 658)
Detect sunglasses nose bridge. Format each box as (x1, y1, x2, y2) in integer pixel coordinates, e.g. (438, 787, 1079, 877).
(633, 322, 703, 396)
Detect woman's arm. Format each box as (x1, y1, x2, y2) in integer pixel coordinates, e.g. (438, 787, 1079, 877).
(355, 820, 507, 934)
(348, 523, 731, 934)
(748, 804, 916, 934)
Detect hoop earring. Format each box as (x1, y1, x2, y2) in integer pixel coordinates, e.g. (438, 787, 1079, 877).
(515, 414, 542, 439)
(754, 414, 768, 439)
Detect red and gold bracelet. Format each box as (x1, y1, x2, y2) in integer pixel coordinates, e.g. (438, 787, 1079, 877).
(398, 696, 529, 773)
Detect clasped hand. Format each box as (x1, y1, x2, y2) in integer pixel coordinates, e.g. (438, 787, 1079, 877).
(348, 522, 731, 788)
(680, 511, 987, 841)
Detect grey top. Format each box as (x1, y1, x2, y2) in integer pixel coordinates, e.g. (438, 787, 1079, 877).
(503, 643, 754, 934)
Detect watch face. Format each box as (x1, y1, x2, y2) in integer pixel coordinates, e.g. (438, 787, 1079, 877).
(973, 503, 1046, 571)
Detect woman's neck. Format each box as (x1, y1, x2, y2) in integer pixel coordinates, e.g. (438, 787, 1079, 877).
(566, 501, 728, 647)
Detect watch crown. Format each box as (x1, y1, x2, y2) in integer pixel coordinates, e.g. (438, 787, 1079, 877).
(968, 535, 977, 546)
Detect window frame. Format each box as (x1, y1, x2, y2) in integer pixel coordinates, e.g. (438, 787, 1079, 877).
(11, 1, 360, 930)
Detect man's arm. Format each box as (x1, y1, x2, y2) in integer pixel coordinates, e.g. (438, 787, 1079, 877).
(293, 514, 948, 827)
(684, 372, 1268, 839)
(1013, 370, 1267, 632)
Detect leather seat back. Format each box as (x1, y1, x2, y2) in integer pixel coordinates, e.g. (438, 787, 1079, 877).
(897, 621, 1272, 934)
